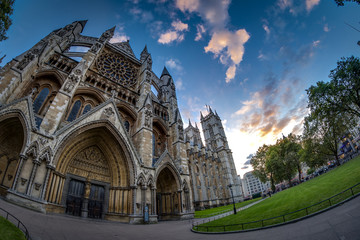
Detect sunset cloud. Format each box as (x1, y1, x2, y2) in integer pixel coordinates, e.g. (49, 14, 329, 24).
(204, 29, 250, 82)
(195, 24, 206, 41)
(109, 25, 130, 43)
(306, 0, 320, 12)
(158, 20, 188, 44)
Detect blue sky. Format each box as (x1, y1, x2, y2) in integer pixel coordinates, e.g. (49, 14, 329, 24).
(1, 0, 359, 177)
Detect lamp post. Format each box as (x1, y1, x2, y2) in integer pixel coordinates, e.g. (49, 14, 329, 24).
(228, 184, 237, 214)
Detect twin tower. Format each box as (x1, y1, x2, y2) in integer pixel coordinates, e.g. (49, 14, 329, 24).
(0, 20, 242, 223)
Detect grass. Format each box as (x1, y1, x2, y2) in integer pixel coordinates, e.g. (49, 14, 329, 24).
(195, 197, 261, 218)
(196, 156, 360, 232)
(0, 216, 26, 240)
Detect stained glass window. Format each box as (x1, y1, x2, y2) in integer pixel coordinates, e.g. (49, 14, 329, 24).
(67, 100, 81, 122)
(82, 104, 92, 115)
(33, 88, 50, 114)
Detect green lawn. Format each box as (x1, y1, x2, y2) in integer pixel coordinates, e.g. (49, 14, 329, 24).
(197, 156, 360, 232)
(0, 216, 26, 240)
(195, 197, 261, 218)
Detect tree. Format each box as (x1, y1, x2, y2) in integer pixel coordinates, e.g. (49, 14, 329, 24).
(299, 137, 328, 169)
(335, 0, 360, 6)
(302, 111, 355, 166)
(251, 144, 276, 191)
(265, 135, 300, 187)
(307, 56, 360, 120)
(0, 0, 15, 42)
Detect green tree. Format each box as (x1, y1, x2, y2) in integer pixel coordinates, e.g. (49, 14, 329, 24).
(251, 144, 276, 191)
(302, 112, 355, 166)
(307, 56, 360, 119)
(265, 135, 300, 187)
(299, 137, 328, 169)
(335, 0, 360, 6)
(0, 0, 15, 42)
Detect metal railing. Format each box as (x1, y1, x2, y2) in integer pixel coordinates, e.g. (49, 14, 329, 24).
(193, 182, 360, 233)
(0, 207, 30, 239)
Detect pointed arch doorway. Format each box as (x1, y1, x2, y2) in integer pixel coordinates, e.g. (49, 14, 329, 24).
(156, 166, 180, 220)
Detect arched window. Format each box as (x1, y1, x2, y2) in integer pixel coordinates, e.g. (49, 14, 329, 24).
(124, 120, 130, 132)
(67, 100, 82, 122)
(82, 104, 92, 115)
(33, 87, 50, 114)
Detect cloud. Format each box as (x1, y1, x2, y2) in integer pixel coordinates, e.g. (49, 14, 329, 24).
(165, 58, 183, 72)
(204, 29, 250, 82)
(176, 0, 200, 13)
(306, 0, 320, 12)
(109, 25, 130, 43)
(312, 40, 320, 47)
(129, 6, 154, 22)
(263, 23, 271, 35)
(323, 23, 330, 32)
(158, 20, 189, 44)
(195, 24, 206, 41)
(175, 0, 245, 83)
(172, 20, 188, 31)
(176, 0, 230, 29)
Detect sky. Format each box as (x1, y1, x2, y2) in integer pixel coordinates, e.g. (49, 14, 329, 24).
(1, 0, 359, 177)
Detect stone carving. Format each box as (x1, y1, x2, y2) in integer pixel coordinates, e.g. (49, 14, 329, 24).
(34, 183, 42, 191)
(103, 107, 115, 118)
(20, 178, 27, 185)
(145, 71, 152, 84)
(146, 56, 152, 71)
(90, 42, 102, 53)
(144, 109, 152, 128)
(99, 30, 113, 43)
(39, 137, 48, 145)
(96, 53, 138, 88)
(17, 52, 35, 70)
(57, 24, 74, 37)
(178, 125, 184, 140)
(68, 146, 111, 183)
(74, 69, 82, 75)
(63, 74, 79, 93)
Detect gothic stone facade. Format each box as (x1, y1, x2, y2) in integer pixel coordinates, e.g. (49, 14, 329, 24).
(0, 21, 242, 223)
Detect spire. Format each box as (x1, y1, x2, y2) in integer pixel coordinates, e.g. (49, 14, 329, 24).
(99, 26, 115, 43)
(140, 45, 150, 63)
(141, 45, 148, 55)
(215, 110, 219, 117)
(161, 66, 171, 77)
(77, 20, 88, 31)
(195, 122, 199, 129)
(200, 111, 204, 120)
(188, 119, 193, 127)
(209, 105, 213, 114)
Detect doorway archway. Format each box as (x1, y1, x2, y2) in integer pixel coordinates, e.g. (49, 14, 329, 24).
(156, 166, 180, 220)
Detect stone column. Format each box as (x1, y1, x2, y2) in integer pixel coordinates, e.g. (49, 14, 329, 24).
(151, 187, 156, 215)
(131, 185, 137, 215)
(178, 190, 183, 213)
(41, 164, 55, 200)
(11, 154, 27, 190)
(26, 159, 41, 195)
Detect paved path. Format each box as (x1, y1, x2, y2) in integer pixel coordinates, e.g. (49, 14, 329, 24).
(1, 196, 359, 240)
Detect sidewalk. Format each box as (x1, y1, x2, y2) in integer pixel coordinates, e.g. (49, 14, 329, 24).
(0, 196, 359, 240)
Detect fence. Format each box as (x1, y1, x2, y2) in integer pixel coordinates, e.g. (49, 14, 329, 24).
(192, 182, 360, 233)
(0, 207, 30, 239)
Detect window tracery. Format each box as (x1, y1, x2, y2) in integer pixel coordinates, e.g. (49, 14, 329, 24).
(96, 53, 138, 88)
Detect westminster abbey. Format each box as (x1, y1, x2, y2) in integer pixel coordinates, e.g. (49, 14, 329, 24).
(0, 21, 242, 223)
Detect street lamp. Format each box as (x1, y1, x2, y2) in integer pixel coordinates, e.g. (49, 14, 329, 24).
(228, 184, 237, 214)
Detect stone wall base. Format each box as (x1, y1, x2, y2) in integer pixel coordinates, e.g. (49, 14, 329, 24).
(6, 191, 46, 213)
